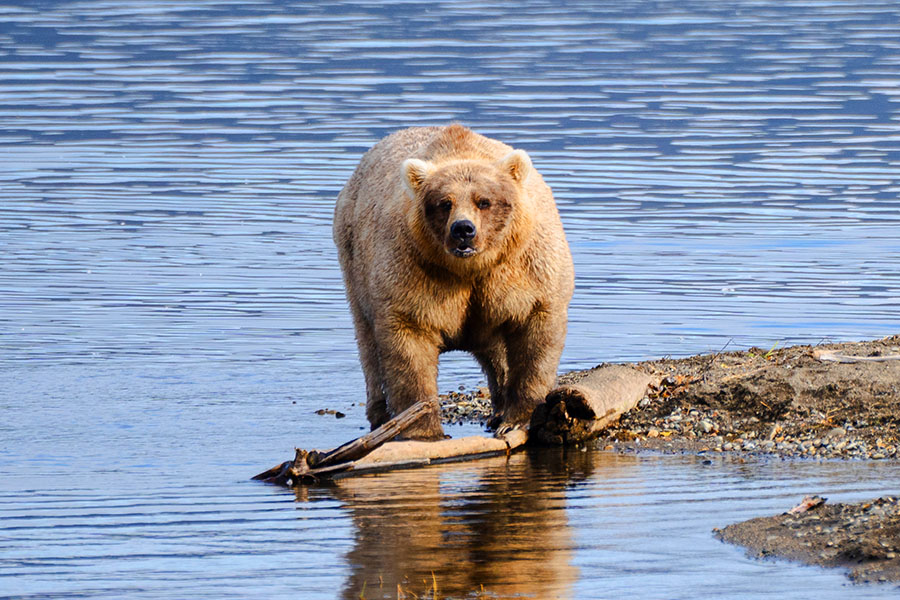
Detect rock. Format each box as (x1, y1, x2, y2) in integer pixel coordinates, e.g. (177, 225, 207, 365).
(825, 427, 847, 439)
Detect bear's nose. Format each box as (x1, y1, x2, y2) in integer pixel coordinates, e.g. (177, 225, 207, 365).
(450, 219, 476, 242)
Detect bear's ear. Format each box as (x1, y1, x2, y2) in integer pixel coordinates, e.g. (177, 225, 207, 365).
(498, 149, 532, 184)
(401, 158, 433, 196)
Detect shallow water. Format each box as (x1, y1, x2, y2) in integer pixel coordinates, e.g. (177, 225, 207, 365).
(2, 0, 900, 598)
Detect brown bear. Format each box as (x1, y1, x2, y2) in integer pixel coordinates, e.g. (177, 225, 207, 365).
(334, 124, 574, 440)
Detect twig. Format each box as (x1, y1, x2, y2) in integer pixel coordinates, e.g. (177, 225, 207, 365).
(703, 337, 734, 380)
(720, 364, 773, 383)
(813, 350, 900, 364)
(311, 400, 437, 467)
(252, 400, 437, 484)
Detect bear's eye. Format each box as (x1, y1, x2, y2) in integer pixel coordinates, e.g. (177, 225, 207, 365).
(477, 198, 491, 209)
(440, 200, 452, 211)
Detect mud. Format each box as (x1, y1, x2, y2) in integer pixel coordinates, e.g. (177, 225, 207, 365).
(715, 496, 900, 583)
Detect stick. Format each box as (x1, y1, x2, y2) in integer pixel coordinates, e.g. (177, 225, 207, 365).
(253, 399, 440, 485)
(813, 350, 900, 363)
(310, 400, 438, 468)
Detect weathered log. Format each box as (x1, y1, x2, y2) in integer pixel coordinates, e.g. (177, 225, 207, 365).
(254, 365, 650, 484)
(253, 427, 527, 485)
(530, 365, 653, 445)
(333, 428, 528, 478)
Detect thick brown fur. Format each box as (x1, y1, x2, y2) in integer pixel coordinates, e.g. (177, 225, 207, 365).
(334, 124, 574, 439)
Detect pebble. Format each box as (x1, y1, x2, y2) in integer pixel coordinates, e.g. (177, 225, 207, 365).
(826, 427, 846, 439)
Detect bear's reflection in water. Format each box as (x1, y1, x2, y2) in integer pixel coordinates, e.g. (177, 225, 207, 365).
(293, 448, 633, 599)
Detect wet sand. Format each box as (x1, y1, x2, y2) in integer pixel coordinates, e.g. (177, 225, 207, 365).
(441, 334, 900, 582)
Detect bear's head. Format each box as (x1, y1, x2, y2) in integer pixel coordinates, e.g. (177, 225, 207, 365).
(402, 150, 534, 268)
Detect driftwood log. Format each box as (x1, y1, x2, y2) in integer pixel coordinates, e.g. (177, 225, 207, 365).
(253, 402, 528, 485)
(254, 365, 654, 485)
(531, 365, 653, 445)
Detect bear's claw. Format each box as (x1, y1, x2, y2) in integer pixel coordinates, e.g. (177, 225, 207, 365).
(492, 422, 527, 439)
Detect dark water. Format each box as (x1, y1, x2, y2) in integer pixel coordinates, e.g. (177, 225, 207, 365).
(2, 1, 899, 598)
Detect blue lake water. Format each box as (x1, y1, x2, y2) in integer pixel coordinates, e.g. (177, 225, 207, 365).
(1, 1, 899, 598)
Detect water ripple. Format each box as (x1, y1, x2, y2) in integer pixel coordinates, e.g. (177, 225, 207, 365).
(2, 1, 900, 598)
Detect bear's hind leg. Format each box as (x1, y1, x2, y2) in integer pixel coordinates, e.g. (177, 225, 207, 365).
(350, 308, 390, 430)
(474, 342, 509, 424)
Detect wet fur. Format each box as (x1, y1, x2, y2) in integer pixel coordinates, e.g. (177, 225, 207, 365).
(334, 124, 574, 439)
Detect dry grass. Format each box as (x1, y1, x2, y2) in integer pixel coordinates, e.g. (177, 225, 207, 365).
(358, 572, 442, 600)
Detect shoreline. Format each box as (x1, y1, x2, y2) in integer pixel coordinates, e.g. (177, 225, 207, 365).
(442, 334, 900, 461)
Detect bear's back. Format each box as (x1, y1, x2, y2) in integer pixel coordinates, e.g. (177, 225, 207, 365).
(335, 127, 440, 232)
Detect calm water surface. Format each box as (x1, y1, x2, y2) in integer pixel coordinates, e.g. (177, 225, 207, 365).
(2, 1, 899, 598)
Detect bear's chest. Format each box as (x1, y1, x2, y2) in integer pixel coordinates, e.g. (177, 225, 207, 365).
(435, 281, 538, 350)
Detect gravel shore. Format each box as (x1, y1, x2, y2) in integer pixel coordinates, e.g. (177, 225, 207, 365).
(716, 495, 900, 583)
(442, 335, 900, 461)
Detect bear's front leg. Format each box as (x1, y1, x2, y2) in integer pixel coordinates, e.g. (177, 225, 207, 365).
(376, 320, 445, 440)
(495, 305, 568, 430)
